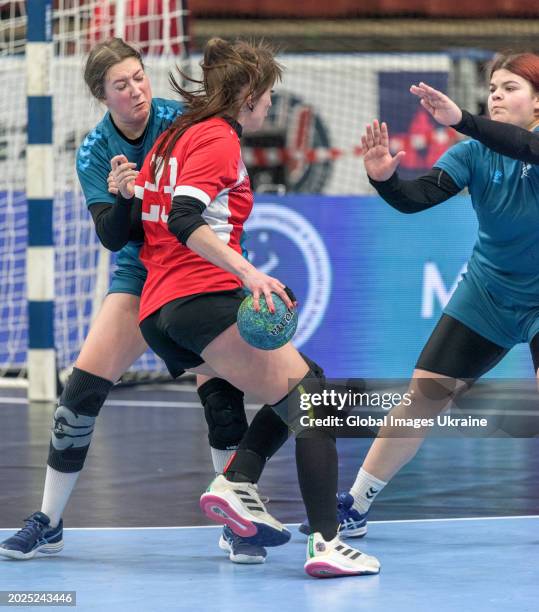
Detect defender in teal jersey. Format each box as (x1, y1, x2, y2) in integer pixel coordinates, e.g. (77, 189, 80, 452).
(302, 52, 539, 539)
(77, 96, 182, 295)
(0, 38, 265, 565)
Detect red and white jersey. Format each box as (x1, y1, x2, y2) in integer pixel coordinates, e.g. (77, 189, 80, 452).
(136, 117, 252, 321)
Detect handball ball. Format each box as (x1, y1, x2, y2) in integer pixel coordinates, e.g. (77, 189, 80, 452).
(237, 291, 298, 350)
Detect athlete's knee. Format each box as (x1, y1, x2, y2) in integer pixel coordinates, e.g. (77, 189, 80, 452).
(299, 352, 324, 378)
(411, 373, 466, 406)
(199, 378, 248, 450)
(270, 356, 334, 438)
(48, 368, 113, 473)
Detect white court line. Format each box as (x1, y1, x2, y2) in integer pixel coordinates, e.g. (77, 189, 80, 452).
(1, 515, 538, 533)
(2, 394, 539, 415)
(101, 400, 262, 411)
(0, 397, 27, 405)
(0, 396, 259, 411)
(63, 514, 539, 530)
(133, 384, 199, 393)
(352, 514, 539, 525)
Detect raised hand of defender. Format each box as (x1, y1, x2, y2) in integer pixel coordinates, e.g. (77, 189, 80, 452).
(110, 154, 138, 199)
(410, 82, 462, 127)
(362, 120, 405, 182)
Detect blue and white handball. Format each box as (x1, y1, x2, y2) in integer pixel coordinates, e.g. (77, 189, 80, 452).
(237, 291, 298, 350)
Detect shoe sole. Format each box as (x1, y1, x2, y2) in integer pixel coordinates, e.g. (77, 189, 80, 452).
(339, 525, 368, 539)
(218, 537, 266, 564)
(0, 540, 63, 560)
(304, 560, 379, 578)
(200, 494, 290, 547)
(229, 552, 266, 564)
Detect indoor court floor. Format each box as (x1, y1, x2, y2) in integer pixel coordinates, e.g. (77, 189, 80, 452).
(0, 383, 538, 610)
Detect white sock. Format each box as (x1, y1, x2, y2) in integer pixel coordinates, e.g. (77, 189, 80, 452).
(349, 468, 387, 515)
(40, 466, 80, 528)
(210, 447, 236, 474)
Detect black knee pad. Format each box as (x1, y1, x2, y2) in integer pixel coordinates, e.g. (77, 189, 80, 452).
(59, 367, 113, 417)
(199, 378, 248, 450)
(48, 368, 113, 473)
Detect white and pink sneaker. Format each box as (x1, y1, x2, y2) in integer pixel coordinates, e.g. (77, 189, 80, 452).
(304, 532, 380, 578)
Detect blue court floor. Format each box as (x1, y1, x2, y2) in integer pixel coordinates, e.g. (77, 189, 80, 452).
(1, 385, 538, 610)
(1, 516, 537, 611)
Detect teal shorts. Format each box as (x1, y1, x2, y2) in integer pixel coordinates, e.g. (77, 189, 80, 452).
(108, 242, 147, 297)
(444, 269, 539, 348)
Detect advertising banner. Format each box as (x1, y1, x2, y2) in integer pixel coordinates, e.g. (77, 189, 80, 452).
(248, 195, 535, 378)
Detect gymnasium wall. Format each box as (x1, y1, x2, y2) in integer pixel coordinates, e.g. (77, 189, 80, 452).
(190, 0, 539, 18)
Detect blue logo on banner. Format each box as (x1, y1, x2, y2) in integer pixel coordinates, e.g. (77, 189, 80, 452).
(245, 204, 332, 347)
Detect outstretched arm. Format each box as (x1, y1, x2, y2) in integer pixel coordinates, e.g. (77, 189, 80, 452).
(410, 82, 539, 164)
(369, 169, 461, 213)
(451, 110, 539, 165)
(362, 119, 460, 212)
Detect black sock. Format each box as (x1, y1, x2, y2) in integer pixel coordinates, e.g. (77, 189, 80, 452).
(295, 430, 338, 541)
(225, 449, 264, 483)
(225, 404, 290, 482)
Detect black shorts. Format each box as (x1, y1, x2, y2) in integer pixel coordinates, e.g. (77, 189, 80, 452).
(139, 289, 244, 377)
(415, 314, 510, 382)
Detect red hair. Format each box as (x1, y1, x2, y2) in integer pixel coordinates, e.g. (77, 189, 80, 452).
(489, 52, 539, 92)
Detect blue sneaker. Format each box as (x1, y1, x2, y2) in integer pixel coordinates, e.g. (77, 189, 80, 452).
(219, 526, 267, 564)
(299, 492, 368, 539)
(336, 493, 368, 538)
(0, 512, 63, 560)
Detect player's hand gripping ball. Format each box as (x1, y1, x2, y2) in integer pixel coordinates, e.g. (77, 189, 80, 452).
(237, 288, 298, 350)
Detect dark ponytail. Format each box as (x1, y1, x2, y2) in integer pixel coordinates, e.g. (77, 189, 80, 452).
(151, 38, 282, 179)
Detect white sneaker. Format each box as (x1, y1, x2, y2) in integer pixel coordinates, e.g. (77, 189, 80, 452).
(200, 474, 291, 547)
(304, 532, 380, 578)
